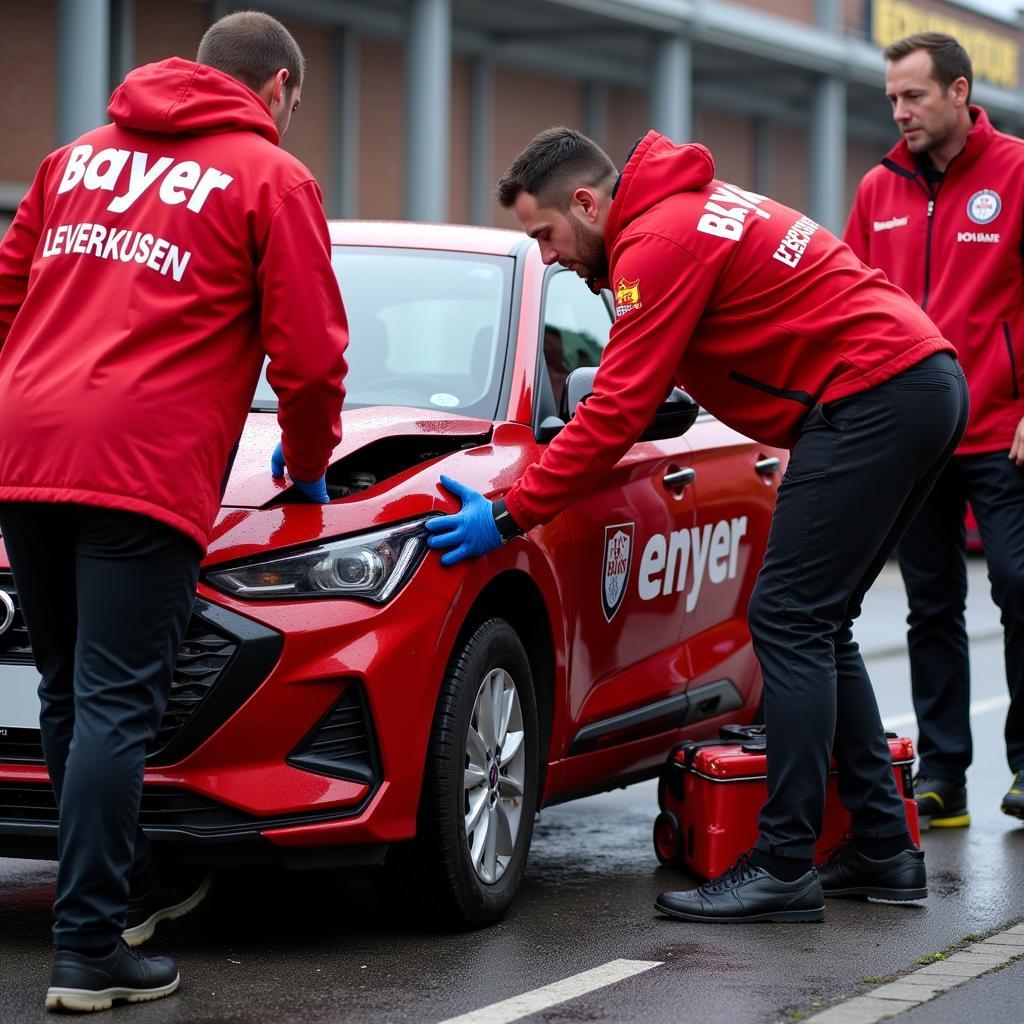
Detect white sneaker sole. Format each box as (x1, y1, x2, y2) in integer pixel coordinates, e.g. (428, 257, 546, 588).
(45, 974, 179, 1012)
(122, 874, 211, 948)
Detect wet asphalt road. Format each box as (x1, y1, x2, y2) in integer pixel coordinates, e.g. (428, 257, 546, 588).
(2, 558, 1023, 1024)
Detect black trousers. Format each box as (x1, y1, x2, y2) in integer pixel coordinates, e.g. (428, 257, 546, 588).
(749, 353, 969, 859)
(0, 503, 200, 952)
(897, 451, 1024, 785)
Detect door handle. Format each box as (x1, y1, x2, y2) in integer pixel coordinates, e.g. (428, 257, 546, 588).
(662, 467, 696, 489)
(755, 457, 781, 475)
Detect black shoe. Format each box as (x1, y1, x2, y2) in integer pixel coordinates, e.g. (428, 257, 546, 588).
(46, 941, 178, 1013)
(1001, 770, 1024, 820)
(655, 852, 824, 923)
(122, 865, 211, 947)
(818, 841, 927, 901)
(914, 775, 970, 831)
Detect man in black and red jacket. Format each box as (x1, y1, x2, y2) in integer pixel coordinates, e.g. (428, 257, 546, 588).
(427, 126, 968, 923)
(846, 32, 1024, 830)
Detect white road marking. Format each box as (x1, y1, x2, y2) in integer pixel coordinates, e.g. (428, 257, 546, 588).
(804, 923, 1024, 1023)
(434, 959, 663, 1024)
(882, 693, 1009, 732)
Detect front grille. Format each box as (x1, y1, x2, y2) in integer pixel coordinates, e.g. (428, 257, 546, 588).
(150, 623, 237, 754)
(287, 684, 380, 786)
(0, 573, 33, 664)
(0, 596, 281, 766)
(0, 782, 252, 831)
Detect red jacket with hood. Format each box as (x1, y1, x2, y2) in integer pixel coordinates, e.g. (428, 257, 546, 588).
(844, 106, 1024, 455)
(0, 58, 348, 552)
(505, 131, 952, 532)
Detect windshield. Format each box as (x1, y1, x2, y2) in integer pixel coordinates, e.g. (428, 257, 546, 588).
(252, 246, 514, 419)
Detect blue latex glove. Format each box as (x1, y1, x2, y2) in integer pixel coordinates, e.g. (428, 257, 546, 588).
(425, 475, 502, 566)
(270, 441, 329, 504)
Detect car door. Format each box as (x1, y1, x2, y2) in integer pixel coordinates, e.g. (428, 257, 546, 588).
(536, 270, 698, 762)
(680, 414, 784, 721)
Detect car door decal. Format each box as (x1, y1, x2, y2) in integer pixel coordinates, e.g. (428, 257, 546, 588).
(602, 523, 635, 622)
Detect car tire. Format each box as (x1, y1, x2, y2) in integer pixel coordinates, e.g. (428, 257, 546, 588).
(383, 617, 539, 928)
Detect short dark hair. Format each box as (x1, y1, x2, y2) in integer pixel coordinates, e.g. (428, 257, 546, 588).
(884, 32, 972, 100)
(495, 127, 618, 210)
(197, 11, 304, 94)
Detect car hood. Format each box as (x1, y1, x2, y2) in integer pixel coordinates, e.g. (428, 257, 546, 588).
(223, 406, 495, 508)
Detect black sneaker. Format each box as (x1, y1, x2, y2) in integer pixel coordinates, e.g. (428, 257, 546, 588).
(45, 941, 178, 1013)
(122, 865, 211, 947)
(818, 841, 927, 901)
(1001, 770, 1024, 820)
(654, 852, 824, 923)
(914, 775, 970, 830)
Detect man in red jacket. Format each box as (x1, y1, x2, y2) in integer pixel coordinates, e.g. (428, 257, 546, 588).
(0, 12, 347, 1011)
(427, 127, 967, 923)
(845, 33, 1024, 830)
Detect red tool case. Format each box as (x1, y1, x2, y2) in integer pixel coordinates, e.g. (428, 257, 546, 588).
(653, 727, 920, 878)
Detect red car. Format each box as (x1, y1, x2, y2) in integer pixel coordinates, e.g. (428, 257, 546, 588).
(0, 221, 785, 926)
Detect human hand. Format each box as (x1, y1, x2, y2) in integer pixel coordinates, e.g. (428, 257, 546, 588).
(270, 441, 330, 503)
(1010, 417, 1024, 466)
(425, 475, 501, 565)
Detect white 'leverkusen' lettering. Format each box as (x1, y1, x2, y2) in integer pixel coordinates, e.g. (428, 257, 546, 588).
(57, 144, 233, 214)
(41, 222, 192, 282)
(773, 215, 820, 269)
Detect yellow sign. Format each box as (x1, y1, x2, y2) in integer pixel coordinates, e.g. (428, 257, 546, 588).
(615, 278, 640, 305)
(871, 0, 1019, 89)
(614, 277, 642, 317)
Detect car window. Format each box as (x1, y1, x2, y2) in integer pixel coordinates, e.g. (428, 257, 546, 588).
(540, 271, 612, 409)
(252, 247, 514, 419)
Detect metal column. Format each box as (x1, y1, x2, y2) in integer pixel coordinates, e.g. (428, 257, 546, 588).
(110, 0, 134, 87)
(469, 57, 493, 227)
(330, 29, 360, 219)
(58, 0, 111, 145)
(585, 82, 608, 147)
(808, 76, 846, 234)
(651, 35, 692, 143)
(754, 118, 774, 198)
(814, 0, 841, 34)
(404, 0, 451, 222)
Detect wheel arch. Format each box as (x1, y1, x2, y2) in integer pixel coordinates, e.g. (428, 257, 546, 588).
(453, 570, 557, 799)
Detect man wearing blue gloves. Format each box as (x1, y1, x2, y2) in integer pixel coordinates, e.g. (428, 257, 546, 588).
(427, 126, 967, 927)
(0, 12, 345, 1011)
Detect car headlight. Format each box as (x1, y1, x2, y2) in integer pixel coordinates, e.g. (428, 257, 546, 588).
(206, 520, 429, 603)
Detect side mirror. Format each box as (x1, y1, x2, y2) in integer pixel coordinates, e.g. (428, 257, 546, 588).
(559, 366, 699, 441)
(641, 387, 700, 441)
(559, 366, 598, 422)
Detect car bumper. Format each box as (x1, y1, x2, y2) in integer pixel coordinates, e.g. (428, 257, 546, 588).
(0, 574, 452, 864)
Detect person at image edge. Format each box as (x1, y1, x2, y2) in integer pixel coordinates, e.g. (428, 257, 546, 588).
(0, 11, 347, 1013)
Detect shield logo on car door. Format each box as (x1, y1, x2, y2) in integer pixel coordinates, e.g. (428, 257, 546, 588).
(602, 523, 634, 622)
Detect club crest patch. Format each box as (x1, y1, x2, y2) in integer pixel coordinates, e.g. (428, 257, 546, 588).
(967, 190, 1001, 225)
(614, 277, 642, 318)
(602, 523, 634, 621)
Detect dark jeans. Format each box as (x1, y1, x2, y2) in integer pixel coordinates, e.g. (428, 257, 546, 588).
(748, 352, 969, 859)
(897, 450, 1024, 785)
(0, 503, 200, 952)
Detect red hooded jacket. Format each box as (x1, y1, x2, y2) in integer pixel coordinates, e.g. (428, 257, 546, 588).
(844, 106, 1024, 455)
(505, 131, 952, 532)
(0, 58, 348, 552)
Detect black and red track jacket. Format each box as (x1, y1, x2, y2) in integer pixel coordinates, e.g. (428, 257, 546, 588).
(504, 131, 952, 532)
(845, 107, 1024, 456)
